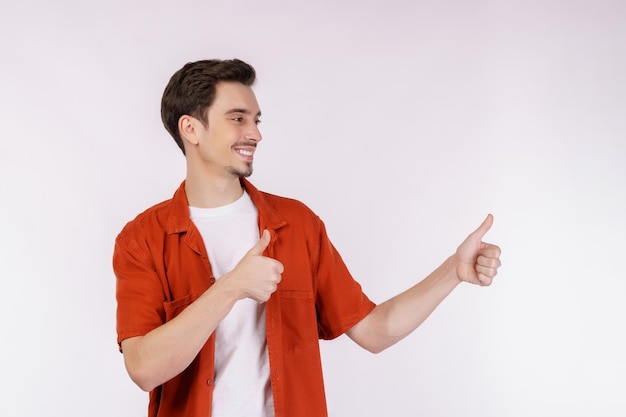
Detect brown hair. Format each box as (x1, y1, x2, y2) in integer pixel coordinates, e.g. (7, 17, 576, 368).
(160, 59, 256, 154)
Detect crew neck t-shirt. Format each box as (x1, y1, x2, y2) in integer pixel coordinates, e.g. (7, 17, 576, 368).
(189, 191, 274, 417)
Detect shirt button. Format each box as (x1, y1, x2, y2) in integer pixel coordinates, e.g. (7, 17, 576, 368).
(209, 277, 216, 284)
(207, 379, 214, 386)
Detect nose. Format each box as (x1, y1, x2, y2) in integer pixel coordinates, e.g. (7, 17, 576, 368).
(246, 122, 262, 143)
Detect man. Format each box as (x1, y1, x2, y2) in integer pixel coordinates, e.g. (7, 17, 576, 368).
(113, 58, 501, 417)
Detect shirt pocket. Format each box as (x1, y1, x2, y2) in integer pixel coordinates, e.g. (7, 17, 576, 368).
(163, 293, 199, 321)
(278, 290, 319, 355)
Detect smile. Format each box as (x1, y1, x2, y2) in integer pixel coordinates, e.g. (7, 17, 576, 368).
(236, 149, 254, 156)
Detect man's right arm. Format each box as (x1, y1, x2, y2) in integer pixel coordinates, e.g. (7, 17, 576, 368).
(119, 230, 283, 392)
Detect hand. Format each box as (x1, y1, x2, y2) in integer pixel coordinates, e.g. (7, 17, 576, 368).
(454, 214, 502, 286)
(219, 229, 284, 302)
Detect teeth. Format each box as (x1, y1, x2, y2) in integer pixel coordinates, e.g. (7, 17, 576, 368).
(237, 149, 253, 156)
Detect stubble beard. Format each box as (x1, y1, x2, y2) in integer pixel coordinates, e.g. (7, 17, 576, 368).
(228, 162, 253, 178)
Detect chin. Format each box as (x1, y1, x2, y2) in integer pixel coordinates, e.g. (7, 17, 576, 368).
(228, 165, 253, 178)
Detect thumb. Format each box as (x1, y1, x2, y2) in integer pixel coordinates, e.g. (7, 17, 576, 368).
(246, 229, 271, 256)
(470, 214, 494, 241)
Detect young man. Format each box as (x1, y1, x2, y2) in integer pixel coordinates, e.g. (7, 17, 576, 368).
(113, 59, 501, 417)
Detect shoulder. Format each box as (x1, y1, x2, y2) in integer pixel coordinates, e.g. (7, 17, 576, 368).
(115, 197, 174, 246)
(244, 179, 320, 222)
(261, 190, 315, 213)
(259, 189, 322, 224)
(255, 190, 331, 247)
(116, 182, 189, 242)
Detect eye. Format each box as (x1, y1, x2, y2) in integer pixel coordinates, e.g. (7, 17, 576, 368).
(232, 117, 243, 123)
(255, 119, 262, 125)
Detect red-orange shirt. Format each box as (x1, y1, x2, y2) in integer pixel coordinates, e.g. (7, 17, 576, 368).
(114, 179, 376, 417)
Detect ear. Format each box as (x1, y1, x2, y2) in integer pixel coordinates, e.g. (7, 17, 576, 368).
(178, 115, 202, 148)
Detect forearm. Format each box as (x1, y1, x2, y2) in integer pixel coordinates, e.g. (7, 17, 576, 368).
(122, 282, 238, 391)
(348, 255, 461, 353)
(121, 232, 283, 392)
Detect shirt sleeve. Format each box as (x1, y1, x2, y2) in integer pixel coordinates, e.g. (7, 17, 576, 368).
(113, 230, 167, 351)
(313, 217, 376, 340)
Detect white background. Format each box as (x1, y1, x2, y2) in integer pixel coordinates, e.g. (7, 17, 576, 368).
(1, 1, 625, 416)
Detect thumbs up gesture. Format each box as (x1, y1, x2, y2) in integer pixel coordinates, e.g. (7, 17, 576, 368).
(219, 230, 284, 303)
(455, 214, 502, 286)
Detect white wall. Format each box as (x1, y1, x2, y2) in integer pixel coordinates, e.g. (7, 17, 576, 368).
(1, 1, 624, 416)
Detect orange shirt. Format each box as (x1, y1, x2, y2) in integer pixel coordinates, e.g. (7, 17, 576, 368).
(114, 179, 376, 417)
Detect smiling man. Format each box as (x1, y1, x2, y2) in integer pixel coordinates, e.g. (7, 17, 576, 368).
(113, 58, 502, 417)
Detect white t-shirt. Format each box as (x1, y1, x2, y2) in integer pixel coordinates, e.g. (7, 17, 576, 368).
(189, 190, 274, 417)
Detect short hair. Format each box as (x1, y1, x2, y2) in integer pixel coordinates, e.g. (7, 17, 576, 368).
(160, 59, 256, 155)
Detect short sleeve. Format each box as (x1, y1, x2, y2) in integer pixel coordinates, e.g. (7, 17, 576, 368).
(113, 232, 167, 350)
(313, 218, 376, 340)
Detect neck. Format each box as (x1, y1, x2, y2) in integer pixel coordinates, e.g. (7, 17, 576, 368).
(185, 165, 244, 208)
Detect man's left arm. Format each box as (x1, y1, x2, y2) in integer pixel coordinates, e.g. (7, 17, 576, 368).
(346, 214, 501, 353)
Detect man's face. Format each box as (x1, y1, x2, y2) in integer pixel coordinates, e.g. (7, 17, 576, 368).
(194, 81, 262, 179)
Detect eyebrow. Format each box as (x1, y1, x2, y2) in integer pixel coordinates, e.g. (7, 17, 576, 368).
(225, 108, 262, 118)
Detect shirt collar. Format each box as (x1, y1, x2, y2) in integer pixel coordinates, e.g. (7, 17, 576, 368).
(166, 178, 287, 234)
